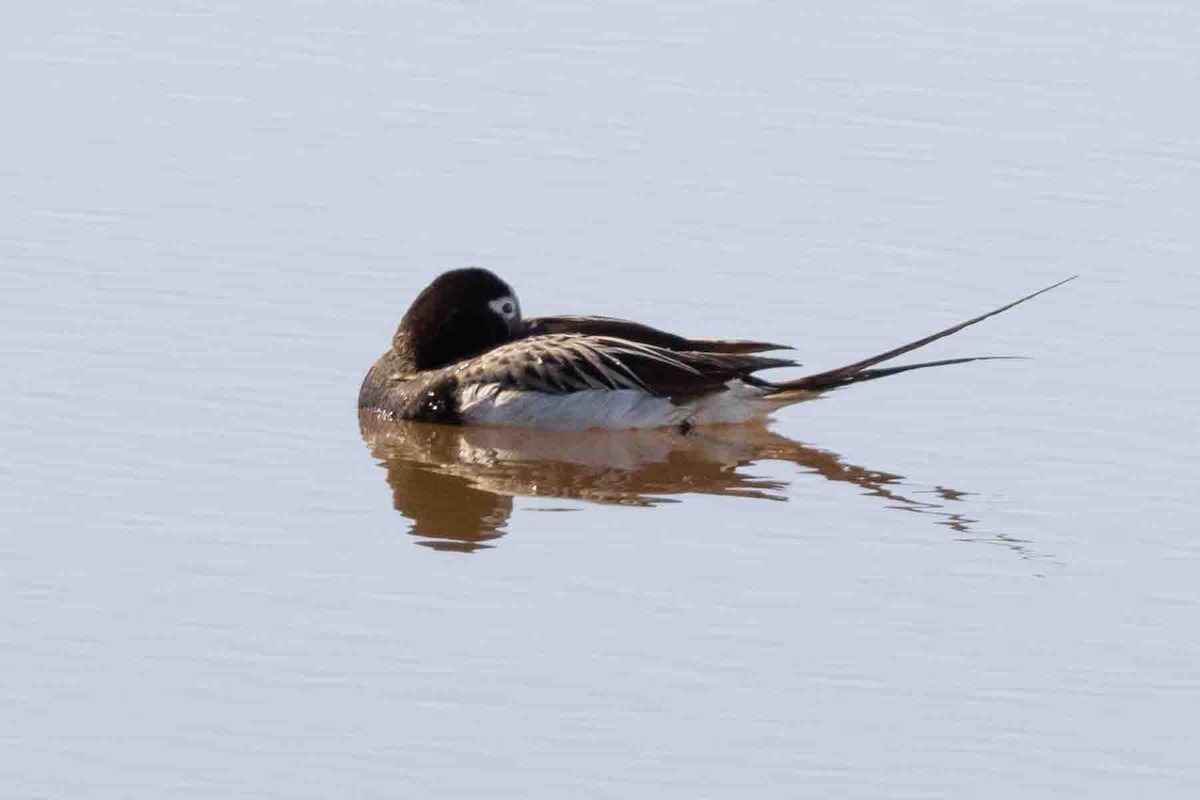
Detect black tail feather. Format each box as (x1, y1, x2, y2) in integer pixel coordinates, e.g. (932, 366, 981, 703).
(829, 355, 1026, 388)
(769, 277, 1075, 395)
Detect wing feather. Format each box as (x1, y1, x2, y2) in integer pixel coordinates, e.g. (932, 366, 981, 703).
(521, 315, 791, 354)
(455, 334, 796, 400)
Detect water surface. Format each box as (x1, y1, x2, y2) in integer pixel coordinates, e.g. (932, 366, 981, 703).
(4, 2, 1199, 798)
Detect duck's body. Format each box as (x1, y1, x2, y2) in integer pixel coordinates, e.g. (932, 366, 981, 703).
(362, 329, 796, 430)
(359, 268, 1072, 432)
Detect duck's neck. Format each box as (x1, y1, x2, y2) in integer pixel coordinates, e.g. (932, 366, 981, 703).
(392, 308, 510, 373)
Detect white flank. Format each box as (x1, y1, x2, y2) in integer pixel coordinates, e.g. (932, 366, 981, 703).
(460, 384, 680, 430)
(459, 379, 781, 431)
(688, 379, 776, 425)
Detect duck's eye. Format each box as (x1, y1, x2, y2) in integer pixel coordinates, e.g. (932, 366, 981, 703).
(488, 295, 518, 320)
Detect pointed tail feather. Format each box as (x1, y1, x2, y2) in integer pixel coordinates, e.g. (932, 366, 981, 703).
(767, 276, 1075, 397)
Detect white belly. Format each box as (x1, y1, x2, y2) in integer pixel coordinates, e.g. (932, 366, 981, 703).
(458, 380, 777, 431)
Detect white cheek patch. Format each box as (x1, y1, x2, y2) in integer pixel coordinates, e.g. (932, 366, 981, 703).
(488, 295, 520, 321)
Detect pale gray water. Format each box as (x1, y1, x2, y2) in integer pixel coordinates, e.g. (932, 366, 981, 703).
(4, 2, 1199, 797)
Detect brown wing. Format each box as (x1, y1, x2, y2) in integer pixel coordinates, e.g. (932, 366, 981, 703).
(520, 315, 790, 354)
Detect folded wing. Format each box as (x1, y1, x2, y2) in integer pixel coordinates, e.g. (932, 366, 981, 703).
(521, 315, 790, 354)
(456, 334, 796, 401)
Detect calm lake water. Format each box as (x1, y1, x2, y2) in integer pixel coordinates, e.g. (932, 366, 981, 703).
(5, 2, 1199, 797)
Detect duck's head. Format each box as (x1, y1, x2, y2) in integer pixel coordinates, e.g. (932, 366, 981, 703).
(393, 268, 523, 371)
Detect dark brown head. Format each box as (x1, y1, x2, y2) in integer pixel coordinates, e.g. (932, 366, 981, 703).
(392, 268, 522, 371)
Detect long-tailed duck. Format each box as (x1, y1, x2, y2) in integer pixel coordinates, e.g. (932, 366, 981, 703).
(359, 268, 1073, 431)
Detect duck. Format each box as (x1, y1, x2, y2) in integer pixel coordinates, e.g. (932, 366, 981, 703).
(359, 268, 1073, 432)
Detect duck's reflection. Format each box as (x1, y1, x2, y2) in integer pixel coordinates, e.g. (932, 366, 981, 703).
(360, 412, 1030, 554)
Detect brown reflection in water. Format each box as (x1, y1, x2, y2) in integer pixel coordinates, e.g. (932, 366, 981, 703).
(359, 411, 1033, 555)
